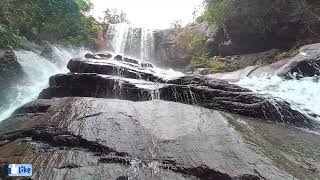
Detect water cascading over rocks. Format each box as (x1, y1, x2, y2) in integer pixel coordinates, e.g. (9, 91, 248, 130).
(1, 25, 320, 179)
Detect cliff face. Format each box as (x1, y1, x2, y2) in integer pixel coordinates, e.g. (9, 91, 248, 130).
(153, 23, 213, 69)
(152, 0, 320, 70)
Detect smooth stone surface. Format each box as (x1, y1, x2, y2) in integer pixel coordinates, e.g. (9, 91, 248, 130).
(1, 98, 319, 179)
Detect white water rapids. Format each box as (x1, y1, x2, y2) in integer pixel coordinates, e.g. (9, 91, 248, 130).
(235, 75, 320, 122)
(0, 46, 89, 121)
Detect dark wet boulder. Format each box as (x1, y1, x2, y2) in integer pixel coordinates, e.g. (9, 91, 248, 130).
(84, 53, 96, 59)
(67, 58, 163, 82)
(1, 98, 319, 179)
(39, 73, 319, 130)
(39, 73, 156, 101)
(278, 44, 320, 79)
(96, 53, 112, 59)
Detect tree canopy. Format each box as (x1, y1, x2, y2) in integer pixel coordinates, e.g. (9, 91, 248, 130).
(0, 0, 101, 48)
(102, 9, 129, 24)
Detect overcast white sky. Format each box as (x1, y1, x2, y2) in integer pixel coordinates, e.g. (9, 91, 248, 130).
(91, 0, 204, 29)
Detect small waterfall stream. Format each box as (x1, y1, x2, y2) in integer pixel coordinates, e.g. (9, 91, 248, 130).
(0, 46, 88, 121)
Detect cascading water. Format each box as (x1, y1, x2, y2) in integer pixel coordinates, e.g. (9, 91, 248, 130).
(104, 23, 184, 80)
(235, 75, 320, 122)
(0, 45, 88, 121)
(105, 23, 156, 63)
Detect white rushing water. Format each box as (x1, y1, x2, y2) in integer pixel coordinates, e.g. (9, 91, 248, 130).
(0, 45, 88, 121)
(105, 23, 184, 79)
(235, 75, 320, 122)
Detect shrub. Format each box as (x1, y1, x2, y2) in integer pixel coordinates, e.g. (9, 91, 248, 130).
(208, 57, 240, 73)
(275, 48, 299, 61)
(0, 26, 22, 49)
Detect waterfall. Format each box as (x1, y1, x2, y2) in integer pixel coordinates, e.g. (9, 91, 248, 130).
(235, 75, 320, 122)
(105, 23, 155, 63)
(0, 46, 88, 121)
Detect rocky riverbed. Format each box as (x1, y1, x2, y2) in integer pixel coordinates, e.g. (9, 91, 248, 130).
(0, 53, 320, 179)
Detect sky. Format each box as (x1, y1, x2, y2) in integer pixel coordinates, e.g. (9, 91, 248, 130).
(91, 0, 204, 29)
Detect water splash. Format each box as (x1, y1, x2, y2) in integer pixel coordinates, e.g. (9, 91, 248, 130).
(235, 75, 320, 122)
(0, 46, 89, 121)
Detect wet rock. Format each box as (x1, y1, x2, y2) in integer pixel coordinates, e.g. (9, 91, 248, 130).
(207, 43, 320, 81)
(278, 44, 320, 79)
(1, 98, 319, 179)
(193, 68, 210, 75)
(0, 50, 23, 110)
(39, 73, 319, 130)
(84, 53, 96, 59)
(153, 22, 213, 69)
(67, 58, 163, 82)
(39, 73, 156, 101)
(96, 53, 112, 59)
(227, 49, 280, 68)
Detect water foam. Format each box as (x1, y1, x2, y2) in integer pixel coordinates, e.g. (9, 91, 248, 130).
(235, 75, 320, 121)
(0, 46, 88, 121)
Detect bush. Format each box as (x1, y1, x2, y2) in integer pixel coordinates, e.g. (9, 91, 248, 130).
(275, 48, 300, 61)
(208, 57, 240, 73)
(188, 55, 241, 73)
(0, 26, 22, 49)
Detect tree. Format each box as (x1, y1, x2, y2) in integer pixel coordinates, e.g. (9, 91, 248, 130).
(0, 0, 102, 48)
(102, 9, 129, 24)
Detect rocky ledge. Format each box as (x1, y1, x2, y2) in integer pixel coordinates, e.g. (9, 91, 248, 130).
(40, 57, 319, 130)
(1, 53, 320, 179)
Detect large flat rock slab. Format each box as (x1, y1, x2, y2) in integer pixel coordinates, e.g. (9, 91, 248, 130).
(1, 98, 319, 179)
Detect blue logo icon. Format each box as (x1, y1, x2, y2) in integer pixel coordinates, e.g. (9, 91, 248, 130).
(8, 164, 32, 177)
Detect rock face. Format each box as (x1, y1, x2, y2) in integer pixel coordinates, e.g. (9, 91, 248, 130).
(1, 98, 320, 179)
(208, 43, 320, 81)
(0, 50, 23, 110)
(1, 52, 320, 179)
(153, 22, 213, 69)
(206, 0, 320, 57)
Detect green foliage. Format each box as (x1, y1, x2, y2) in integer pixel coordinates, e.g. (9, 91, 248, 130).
(208, 57, 240, 73)
(170, 20, 183, 33)
(175, 30, 207, 55)
(102, 9, 129, 24)
(203, 0, 320, 35)
(275, 48, 300, 61)
(0, 0, 101, 48)
(203, 0, 232, 26)
(255, 58, 263, 65)
(189, 53, 210, 69)
(188, 55, 241, 73)
(0, 26, 22, 49)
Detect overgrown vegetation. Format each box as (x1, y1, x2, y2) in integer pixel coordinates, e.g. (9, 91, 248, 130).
(203, 0, 320, 36)
(189, 55, 240, 73)
(0, 0, 102, 48)
(275, 48, 300, 61)
(102, 9, 129, 24)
